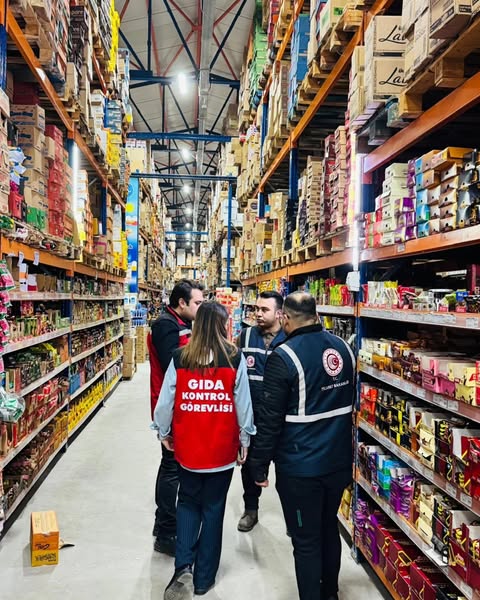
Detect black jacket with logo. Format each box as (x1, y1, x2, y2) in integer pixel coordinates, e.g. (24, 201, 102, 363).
(249, 324, 355, 481)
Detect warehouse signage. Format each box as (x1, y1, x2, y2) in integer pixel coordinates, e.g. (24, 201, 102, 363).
(126, 178, 140, 293)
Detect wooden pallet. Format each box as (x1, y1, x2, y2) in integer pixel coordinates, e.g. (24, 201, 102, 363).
(398, 17, 480, 119)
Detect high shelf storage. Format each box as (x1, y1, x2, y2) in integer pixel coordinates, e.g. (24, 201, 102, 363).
(238, 1, 480, 598)
(0, 1, 139, 536)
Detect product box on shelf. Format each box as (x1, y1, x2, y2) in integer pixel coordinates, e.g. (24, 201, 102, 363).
(430, 0, 472, 38)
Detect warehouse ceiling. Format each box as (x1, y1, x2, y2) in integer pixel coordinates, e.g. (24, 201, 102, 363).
(116, 0, 255, 235)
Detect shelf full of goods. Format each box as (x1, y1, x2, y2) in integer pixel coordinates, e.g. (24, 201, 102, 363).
(232, 1, 480, 598)
(0, 260, 125, 536)
(3, 0, 132, 276)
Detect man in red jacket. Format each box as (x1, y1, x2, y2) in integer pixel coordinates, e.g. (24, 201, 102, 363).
(148, 279, 204, 556)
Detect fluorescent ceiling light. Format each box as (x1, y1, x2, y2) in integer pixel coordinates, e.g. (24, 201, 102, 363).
(183, 184, 191, 194)
(185, 207, 192, 215)
(181, 148, 191, 160)
(186, 223, 191, 229)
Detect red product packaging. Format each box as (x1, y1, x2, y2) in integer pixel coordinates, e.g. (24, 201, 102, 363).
(410, 560, 448, 600)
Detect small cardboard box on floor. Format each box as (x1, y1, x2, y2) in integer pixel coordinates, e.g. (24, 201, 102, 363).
(31, 511, 59, 567)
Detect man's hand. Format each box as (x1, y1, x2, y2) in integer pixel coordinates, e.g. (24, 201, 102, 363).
(237, 446, 248, 465)
(255, 479, 269, 488)
(161, 436, 174, 451)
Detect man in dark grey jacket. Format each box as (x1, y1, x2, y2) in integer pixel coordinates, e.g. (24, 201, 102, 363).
(249, 292, 354, 600)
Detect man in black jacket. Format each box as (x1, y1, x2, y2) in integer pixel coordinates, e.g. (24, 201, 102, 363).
(237, 291, 286, 532)
(149, 280, 204, 556)
(249, 292, 354, 600)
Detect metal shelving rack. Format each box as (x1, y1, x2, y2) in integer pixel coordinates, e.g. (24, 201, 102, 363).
(0, 8, 129, 535)
(238, 2, 480, 598)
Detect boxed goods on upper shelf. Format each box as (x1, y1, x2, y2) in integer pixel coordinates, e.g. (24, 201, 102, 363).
(362, 147, 480, 249)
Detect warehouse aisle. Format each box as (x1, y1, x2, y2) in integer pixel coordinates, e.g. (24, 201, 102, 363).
(0, 363, 386, 600)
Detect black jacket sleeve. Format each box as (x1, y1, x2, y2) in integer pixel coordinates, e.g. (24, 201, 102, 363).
(151, 319, 181, 373)
(249, 351, 291, 482)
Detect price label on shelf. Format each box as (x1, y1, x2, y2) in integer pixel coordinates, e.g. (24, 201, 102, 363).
(465, 317, 479, 329)
(443, 314, 457, 325)
(446, 483, 457, 498)
(33, 251, 40, 266)
(422, 466, 434, 481)
(18, 251, 24, 266)
(397, 244, 406, 253)
(460, 492, 473, 508)
(433, 394, 448, 409)
(404, 382, 413, 394)
(448, 400, 459, 412)
(417, 387, 426, 399)
(459, 579, 473, 599)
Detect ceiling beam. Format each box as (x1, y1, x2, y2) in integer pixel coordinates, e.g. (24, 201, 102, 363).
(163, 0, 198, 73)
(128, 132, 231, 142)
(210, 0, 248, 70)
(129, 72, 239, 88)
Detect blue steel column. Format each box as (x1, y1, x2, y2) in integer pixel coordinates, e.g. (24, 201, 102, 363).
(226, 183, 233, 287)
(260, 97, 269, 173)
(289, 144, 298, 201)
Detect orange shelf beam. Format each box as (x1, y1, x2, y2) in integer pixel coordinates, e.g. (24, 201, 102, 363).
(292, 30, 361, 143)
(6, 9, 73, 133)
(361, 224, 480, 263)
(364, 71, 480, 174)
(0, 238, 74, 272)
(288, 248, 353, 276)
(73, 128, 107, 184)
(241, 248, 353, 284)
(92, 52, 107, 94)
(107, 183, 126, 209)
(256, 0, 394, 194)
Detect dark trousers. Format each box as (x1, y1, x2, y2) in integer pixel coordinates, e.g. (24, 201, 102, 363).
(155, 445, 179, 539)
(275, 468, 352, 600)
(176, 466, 234, 590)
(241, 458, 262, 511)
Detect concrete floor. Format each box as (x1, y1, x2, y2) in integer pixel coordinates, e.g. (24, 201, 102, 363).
(0, 363, 386, 600)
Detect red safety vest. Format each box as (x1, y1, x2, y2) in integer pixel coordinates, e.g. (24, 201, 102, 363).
(148, 307, 191, 419)
(172, 359, 240, 470)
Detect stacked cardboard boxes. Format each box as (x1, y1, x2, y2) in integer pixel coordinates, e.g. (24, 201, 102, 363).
(262, 60, 289, 167)
(11, 103, 47, 232)
(318, 135, 336, 237)
(76, 170, 94, 254)
(330, 126, 348, 232)
(135, 325, 148, 364)
(122, 336, 136, 378)
(269, 191, 288, 258)
(364, 16, 406, 112)
(237, 130, 261, 200)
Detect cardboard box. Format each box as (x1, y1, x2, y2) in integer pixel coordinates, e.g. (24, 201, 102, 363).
(365, 16, 405, 57)
(365, 57, 406, 102)
(430, 0, 472, 38)
(31, 511, 59, 567)
(11, 104, 46, 130)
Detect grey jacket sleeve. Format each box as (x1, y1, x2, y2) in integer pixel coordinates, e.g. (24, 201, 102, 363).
(153, 359, 177, 438)
(234, 354, 256, 447)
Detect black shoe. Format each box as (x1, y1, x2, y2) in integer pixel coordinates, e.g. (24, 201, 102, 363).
(164, 566, 193, 600)
(155, 535, 176, 557)
(194, 582, 214, 596)
(237, 510, 258, 532)
(153, 521, 160, 537)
